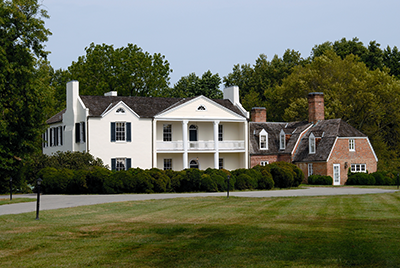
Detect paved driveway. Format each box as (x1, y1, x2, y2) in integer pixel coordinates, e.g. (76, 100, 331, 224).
(0, 187, 398, 216)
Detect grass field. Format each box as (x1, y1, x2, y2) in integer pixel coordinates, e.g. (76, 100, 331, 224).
(1, 192, 400, 267)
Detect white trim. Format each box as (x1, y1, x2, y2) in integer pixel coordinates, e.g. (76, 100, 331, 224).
(366, 137, 379, 162)
(326, 137, 338, 162)
(308, 163, 313, 177)
(259, 129, 268, 150)
(333, 164, 340, 185)
(309, 132, 315, 154)
(349, 139, 355, 151)
(291, 124, 312, 155)
(154, 95, 246, 120)
(101, 101, 140, 118)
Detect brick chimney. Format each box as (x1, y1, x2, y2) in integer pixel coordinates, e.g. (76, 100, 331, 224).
(251, 107, 267, 122)
(308, 92, 324, 123)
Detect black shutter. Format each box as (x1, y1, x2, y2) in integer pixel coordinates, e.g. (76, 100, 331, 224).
(111, 122, 116, 142)
(126, 122, 131, 142)
(60, 126, 63, 146)
(55, 127, 58, 146)
(82, 122, 86, 142)
(50, 128, 53, 146)
(75, 123, 80, 143)
(111, 158, 116, 171)
(126, 158, 131, 170)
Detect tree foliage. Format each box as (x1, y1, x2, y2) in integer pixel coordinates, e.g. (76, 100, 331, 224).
(51, 43, 172, 109)
(169, 70, 222, 99)
(0, 0, 52, 189)
(276, 51, 400, 169)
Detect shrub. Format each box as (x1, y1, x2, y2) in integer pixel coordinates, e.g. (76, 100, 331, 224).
(308, 175, 333, 185)
(235, 174, 256, 190)
(133, 170, 154, 193)
(200, 174, 218, 192)
(67, 170, 89, 194)
(273, 162, 303, 186)
(86, 166, 111, 194)
(346, 173, 376, 185)
(40, 168, 73, 194)
(257, 167, 274, 190)
(270, 164, 294, 188)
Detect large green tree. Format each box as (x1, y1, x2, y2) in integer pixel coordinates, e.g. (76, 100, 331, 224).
(224, 49, 308, 119)
(0, 0, 52, 191)
(169, 70, 222, 99)
(275, 51, 400, 169)
(52, 43, 172, 109)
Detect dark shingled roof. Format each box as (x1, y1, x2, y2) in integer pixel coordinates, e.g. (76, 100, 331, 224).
(46, 95, 246, 124)
(250, 121, 312, 155)
(293, 119, 367, 162)
(46, 109, 66, 124)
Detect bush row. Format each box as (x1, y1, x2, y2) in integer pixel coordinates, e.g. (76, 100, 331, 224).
(38, 162, 303, 194)
(346, 171, 400, 186)
(308, 175, 333, 185)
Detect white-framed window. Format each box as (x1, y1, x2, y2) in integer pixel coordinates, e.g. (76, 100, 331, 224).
(116, 107, 125, 114)
(163, 124, 172, 142)
(189, 159, 199, 169)
(308, 163, 313, 177)
(219, 158, 224, 169)
(58, 126, 63, 146)
(351, 164, 366, 173)
(260, 129, 268, 150)
(260, 161, 269, 166)
(75, 122, 85, 143)
(218, 124, 223, 141)
(111, 122, 131, 142)
(111, 158, 131, 171)
(349, 139, 355, 151)
(164, 159, 172, 170)
(197, 105, 206, 111)
(309, 133, 316, 154)
(116, 122, 125, 141)
(280, 129, 286, 150)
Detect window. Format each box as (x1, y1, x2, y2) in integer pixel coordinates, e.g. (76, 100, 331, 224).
(218, 125, 223, 141)
(260, 161, 269, 166)
(197, 105, 206, 111)
(189, 125, 198, 141)
(164, 159, 172, 170)
(111, 122, 131, 142)
(111, 158, 131, 171)
(163, 124, 172, 141)
(309, 133, 316, 154)
(219, 158, 224, 169)
(116, 108, 125, 114)
(349, 139, 355, 151)
(259, 129, 268, 150)
(279, 129, 286, 150)
(189, 159, 199, 169)
(58, 126, 63, 146)
(308, 163, 313, 177)
(351, 164, 366, 173)
(75, 122, 85, 143)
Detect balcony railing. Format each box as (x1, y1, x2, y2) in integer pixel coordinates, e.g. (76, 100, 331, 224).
(156, 140, 245, 151)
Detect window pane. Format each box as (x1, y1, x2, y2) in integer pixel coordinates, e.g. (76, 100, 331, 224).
(116, 158, 125, 171)
(163, 124, 172, 141)
(164, 159, 172, 170)
(116, 122, 125, 141)
(218, 125, 223, 141)
(260, 135, 267, 149)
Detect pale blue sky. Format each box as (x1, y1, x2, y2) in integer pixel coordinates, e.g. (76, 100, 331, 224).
(42, 0, 400, 86)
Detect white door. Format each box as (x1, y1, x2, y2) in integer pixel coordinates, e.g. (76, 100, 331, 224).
(333, 164, 340, 185)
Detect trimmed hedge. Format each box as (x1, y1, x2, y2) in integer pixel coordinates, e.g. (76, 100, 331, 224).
(38, 162, 300, 194)
(308, 175, 333, 185)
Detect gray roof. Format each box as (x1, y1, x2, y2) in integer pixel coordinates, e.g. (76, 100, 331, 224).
(46, 95, 246, 124)
(250, 121, 312, 156)
(293, 119, 367, 162)
(250, 118, 368, 163)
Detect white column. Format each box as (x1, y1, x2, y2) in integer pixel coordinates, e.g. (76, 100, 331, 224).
(214, 120, 220, 169)
(182, 120, 188, 169)
(244, 120, 249, 168)
(153, 119, 157, 168)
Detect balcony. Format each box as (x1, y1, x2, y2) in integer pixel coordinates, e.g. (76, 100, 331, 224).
(156, 140, 245, 152)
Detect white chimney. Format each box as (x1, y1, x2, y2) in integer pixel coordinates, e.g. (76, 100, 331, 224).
(223, 86, 249, 118)
(66, 80, 79, 114)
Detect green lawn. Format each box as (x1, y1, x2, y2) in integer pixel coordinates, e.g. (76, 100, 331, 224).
(1, 192, 400, 267)
(0, 198, 35, 206)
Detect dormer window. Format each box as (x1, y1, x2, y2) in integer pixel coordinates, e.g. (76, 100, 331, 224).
(309, 133, 316, 154)
(259, 129, 268, 150)
(197, 105, 206, 111)
(116, 108, 125, 114)
(279, 129, 286, 150)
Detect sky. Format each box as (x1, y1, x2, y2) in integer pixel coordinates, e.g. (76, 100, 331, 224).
(42, 0, 400, 86)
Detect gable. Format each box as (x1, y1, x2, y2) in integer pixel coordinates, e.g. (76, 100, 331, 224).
(100, 101, 140, 119)
(155, 96, 246, 121)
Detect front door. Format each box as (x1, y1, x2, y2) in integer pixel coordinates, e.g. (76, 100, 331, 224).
(333, 164, 340, 185)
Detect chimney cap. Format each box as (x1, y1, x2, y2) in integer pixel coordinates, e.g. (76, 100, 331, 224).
(308, 92, 324, 96)
(251, 107, 266, 110)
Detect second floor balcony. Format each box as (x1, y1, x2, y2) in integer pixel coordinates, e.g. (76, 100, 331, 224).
(156, 140, 245, 152)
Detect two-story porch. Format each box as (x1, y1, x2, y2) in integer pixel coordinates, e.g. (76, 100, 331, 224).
(153, 119, 248, 170)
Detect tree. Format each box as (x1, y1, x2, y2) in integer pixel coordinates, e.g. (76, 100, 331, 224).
(275, 51, 400, 169)
(383, 45, 400, 79)
(170, 70, 222, 99)
(53, 43, 172, 102)
(0, 0, 52, 191)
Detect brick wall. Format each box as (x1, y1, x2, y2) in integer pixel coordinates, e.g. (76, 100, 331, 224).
(250, 154, 292, 167)
(251, 107, 266, 122)
(308, 92, 324, 123)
